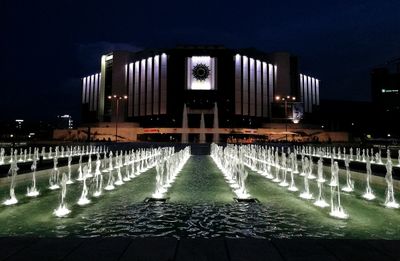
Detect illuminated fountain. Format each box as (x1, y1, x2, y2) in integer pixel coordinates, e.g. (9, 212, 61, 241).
(288, 152, 298, 192)
(129, 152, 137, 179)
(377, 151, 383, 165)
(211, 144, 251, 199)
(299, 154, 306, 177)
(152, 147, 190, 199)
(272, 151, 281, 183)
(76, 155, 83, 181)
(40, 147, 46, 160)
(49, 157, 60, 190)
(152, 160, 166, 199)
(279, 153, 289, 187)
(398, 149, 400, 167)
(0, 148, 5, 165)
(93, 153, 103, 197)
(299, 157, 313, 200)
(86, 154, 93, 178)
(316, 156, 326, 183)
(342, 155, 354, 192)
(114, 151, 124, 186)
(307, 157, 316, 180)
(293, 150, 299, 174)
(48, 147, 53, 159)
(265, 159, 274, 180)
(18, 149, 23, 162)
(350, 147, 354, 161)
(328, 157, 338, 187)
(362, 149, 366, 162)
(26, 156, 39, 197)
(27, 147, 32, 161)
(123, 152, 131, 182)
(329, 161, 348, 219)
(66, 154, 74, 184)
(384, 160, 399, 209)
(262, 149, 270, 178)
(235, 161, 250, 199)
(363, 156, 376, 200)
(77, 166, 91, 206)
(3, 153, 18, 205)
(314, 158, 329, 208)
(53, 173, 70, 217)
(104, 152, 115, 191)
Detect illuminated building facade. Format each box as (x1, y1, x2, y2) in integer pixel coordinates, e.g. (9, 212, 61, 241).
(81, 46, 320, 130)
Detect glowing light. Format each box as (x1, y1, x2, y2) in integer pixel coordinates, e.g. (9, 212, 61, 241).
(53, 205, 71, 217)
(314, 199, 329, 208)
(114, 180, 124, 186)
(26, 190, 40, 197)
(299, 192, 313, 200)
(49, 185, 60, 190)
(329, 208, 348, 219)
(385, 200, 399, 209)
(362, 192, 376, 201)
(234, 190, 251, 199)
(93, 191, 102, 198)
(3, 198, 18, 206)
(279, 181, 289, 187)
(77, 197, 91, 206)
(288, 186, 299, 192)
(105, 55, 113, 61)
(104, 185, 115, 191)
(152, 192, 165, 199)
(342, 186, 354, 192)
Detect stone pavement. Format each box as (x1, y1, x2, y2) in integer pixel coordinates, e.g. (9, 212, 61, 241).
(0, 237, 399, 261)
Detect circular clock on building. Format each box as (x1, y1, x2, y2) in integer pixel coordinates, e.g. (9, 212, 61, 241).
(192, 63, 210, 81)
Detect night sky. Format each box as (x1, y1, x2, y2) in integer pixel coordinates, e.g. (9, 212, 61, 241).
(1, 0, 400, 122)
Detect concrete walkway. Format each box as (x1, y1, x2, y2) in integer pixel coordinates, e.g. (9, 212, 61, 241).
(0, 237, 398, 261)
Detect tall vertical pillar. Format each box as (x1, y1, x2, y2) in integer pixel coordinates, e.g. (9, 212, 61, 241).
(213, 102, 219, 143)
(199, 112, 206, 143)
(181, 104, 188, 143)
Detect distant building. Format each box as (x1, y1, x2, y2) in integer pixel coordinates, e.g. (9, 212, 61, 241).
(57, 115, 74, 129)
(316, 100, 373, 136)
(371, 58, 400, 137)
(15, 119, 24, 129)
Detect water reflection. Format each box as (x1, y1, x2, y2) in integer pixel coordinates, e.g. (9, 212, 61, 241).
(52, 202, 348, 239)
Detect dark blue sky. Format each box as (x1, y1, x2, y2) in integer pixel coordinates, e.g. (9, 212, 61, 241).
(1, 0, 400, 121)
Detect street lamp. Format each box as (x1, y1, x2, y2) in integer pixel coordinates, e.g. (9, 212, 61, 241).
(108, 95, 128, 142)
(275, 95, 296, 142)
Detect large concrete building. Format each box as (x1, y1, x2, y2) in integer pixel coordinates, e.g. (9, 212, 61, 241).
(70, 45, 337, 142)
